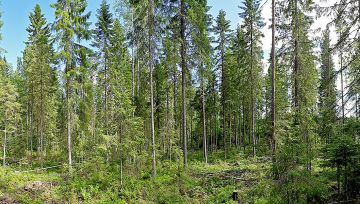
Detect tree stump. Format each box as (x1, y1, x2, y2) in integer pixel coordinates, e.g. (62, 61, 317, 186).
(232, 191, 240, 203)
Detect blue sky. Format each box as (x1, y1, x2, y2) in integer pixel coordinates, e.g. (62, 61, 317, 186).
(1, 0, 240, 67)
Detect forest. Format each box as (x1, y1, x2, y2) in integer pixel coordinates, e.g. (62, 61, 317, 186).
(0, 0, 360, 203)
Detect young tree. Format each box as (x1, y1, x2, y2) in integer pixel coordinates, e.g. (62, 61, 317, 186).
(0, 61, 21, 167)
(109, 19, 143, 184)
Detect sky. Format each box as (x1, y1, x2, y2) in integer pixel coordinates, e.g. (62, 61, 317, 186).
(1, 0, 101, 67)
(0, 0, 245, 68)
(0, 0, 333, 68)
(2, 0, 351, 113)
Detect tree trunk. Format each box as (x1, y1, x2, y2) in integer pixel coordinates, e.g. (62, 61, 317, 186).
(340, 45, 344, 124)
(201, 74, 208, 164)
(250, 22, 256, 157)
(67, 75, 72, 171)
(131, 7, 135, 108)
(235, 114, 238, 149)
(66, 19, 73, 172)
(2, 128, 6, 167)
(222, 56, 226, 158)
(149, 0, 156, 177)
(180, 0, 187, 168)
(30, 106, 33, 166)
(294, 0, 299, 110)
(271, 0, 276, 155)
(40, 65, 45, 168)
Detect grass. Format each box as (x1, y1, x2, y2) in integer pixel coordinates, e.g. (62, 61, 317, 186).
(0, 150, 274, 203)
(0, 167, 62, 203)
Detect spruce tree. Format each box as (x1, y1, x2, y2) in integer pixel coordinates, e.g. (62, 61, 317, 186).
(213, 10, 231, 158)
(23, 4, 56, 167)
(188, 0, 212, 163)
(239, 0, 264, 156)
(0, 60, 21, 167)
(319, 27, 337, 143)
(273, 0, 319, 201)
(92, 0, 114, 136)
(52, 0, 91, 170)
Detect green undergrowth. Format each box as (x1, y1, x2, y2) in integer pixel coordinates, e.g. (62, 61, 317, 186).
(0, 167, 62, 203)
(0, 150, 274, 203)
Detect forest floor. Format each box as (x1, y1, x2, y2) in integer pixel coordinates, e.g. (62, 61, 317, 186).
(0, 151, 273, 203)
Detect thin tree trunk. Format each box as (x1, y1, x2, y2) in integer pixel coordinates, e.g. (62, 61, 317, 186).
(238, 106, 242, 149)
(201, 74, 208, 164)
(137, 58, 140, 96)
(235, 114, 238, 149)
(67, 82, 72, 171)
(66, 40, 73, 172)
(166, 87, 172, 159)
(222, 55, 226, 158)
(180, 0, 187, 168)
(2, 128, 6, 167)
(26, 103, 29, 153)
(40, 64, 44, 168)
(172, 64, 177, 162)
(30, 105, 33, 166)
(250, 22, 256, 157)
(294, 0, 299, 109)
(208, 115, 211, 152)
(149, 0, 156, 177)
(340, 46, 344, 124)
(131, 7, 135, 108)
(105, 50, 109, 136)
(214, 92, 218, 150)
(271, 0, 276, 155)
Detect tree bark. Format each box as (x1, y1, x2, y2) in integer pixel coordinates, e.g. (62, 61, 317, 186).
(222, 57, 226, 158)
(131, 7, 135, 109)
(250, 21, 256, 157)
(180, 0, 188, 168)
(149, 0, 156, 177)
(201, 71, 208, 164)
(340, 35, 344, 124)
(271, 0, 277, 155)
(2, 128, 6, 167)
(66, 52, 73, 172)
